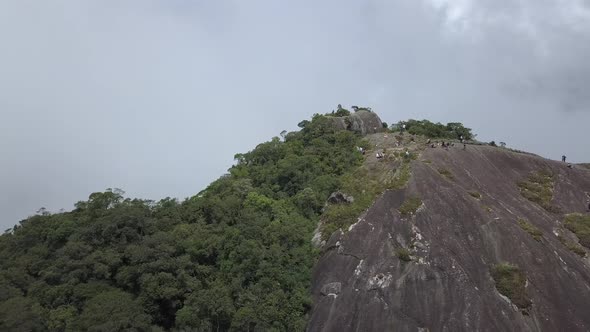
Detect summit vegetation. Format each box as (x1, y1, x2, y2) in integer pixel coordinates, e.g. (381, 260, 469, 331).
(394, 119, 474, 140)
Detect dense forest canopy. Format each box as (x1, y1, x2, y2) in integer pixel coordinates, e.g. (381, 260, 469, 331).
(0, 111, 475, 331)
(394, 119, 474, 140)
(0, 113, 365, 331)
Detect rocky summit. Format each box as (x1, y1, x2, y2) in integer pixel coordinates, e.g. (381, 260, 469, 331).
(308, 132, 590, 332)
(328, 110, 384, 136)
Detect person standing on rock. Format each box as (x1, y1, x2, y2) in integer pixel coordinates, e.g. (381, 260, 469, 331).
(562, 155, 567, 162)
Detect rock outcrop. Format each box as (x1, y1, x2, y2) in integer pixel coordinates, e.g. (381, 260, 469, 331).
(308, 143, 590, 332)
(329, 110, 383, 136)
(327, 192, 354, 205)
(320, 282, 342, 296)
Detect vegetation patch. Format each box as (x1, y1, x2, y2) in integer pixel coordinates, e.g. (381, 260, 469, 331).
(322, 157, 413, 238)
(517, 170, 560, 213)
(564, 213, 590, 248)
(398, 197, 423, 216)
(396, 248, 412, 262)
(390, 161, 412, 189)
(392, 119, 474, 140)
(558, 235, 586, 257)
(468, 191, 481, 199)
(491, 263, 531, 309)
(438, 168, 454, 180)
(517, 219, 542, 241)
(407, 152, 418, 161)
(506, 147, 537, 156)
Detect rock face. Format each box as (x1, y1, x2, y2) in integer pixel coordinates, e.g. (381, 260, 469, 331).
(320, 282, 342, 296)
(329, 110, 383, 136)
(327, 191, 354, 205)
(308, 145, 590, 332)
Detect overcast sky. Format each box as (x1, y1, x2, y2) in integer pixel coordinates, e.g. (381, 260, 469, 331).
(1, 0, 589, 229)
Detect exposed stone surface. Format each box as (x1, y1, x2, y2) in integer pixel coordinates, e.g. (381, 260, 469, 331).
(311, 223, 326, 248)
(329, 110, 383, 136)
(308, 145, 590, 332)
(320, 282, 342, 296)
(327, 191, 354, 205)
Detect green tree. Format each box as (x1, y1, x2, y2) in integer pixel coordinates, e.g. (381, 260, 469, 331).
(75, 290, 151, 331)
(0, 296, 45, 332)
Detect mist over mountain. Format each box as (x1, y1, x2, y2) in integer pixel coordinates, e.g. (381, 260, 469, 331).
(2, 0, 590, 231)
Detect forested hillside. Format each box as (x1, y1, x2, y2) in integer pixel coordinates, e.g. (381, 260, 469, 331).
(0, 113, 366, 331)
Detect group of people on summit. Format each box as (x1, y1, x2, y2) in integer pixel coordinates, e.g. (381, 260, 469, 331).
(367, 128, 589, 212)
(427, 140, 466, 151)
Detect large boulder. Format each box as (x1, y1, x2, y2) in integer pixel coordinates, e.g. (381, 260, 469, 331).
(329, 110, 383, 136)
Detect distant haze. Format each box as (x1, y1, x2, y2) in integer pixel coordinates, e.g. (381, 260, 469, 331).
(1, 0, 589, 229)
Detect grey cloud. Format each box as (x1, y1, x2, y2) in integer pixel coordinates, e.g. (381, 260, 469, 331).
(1, 0, 589, 229)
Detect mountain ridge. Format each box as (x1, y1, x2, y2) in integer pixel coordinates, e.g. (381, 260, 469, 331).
(1, 110, 589, 331)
